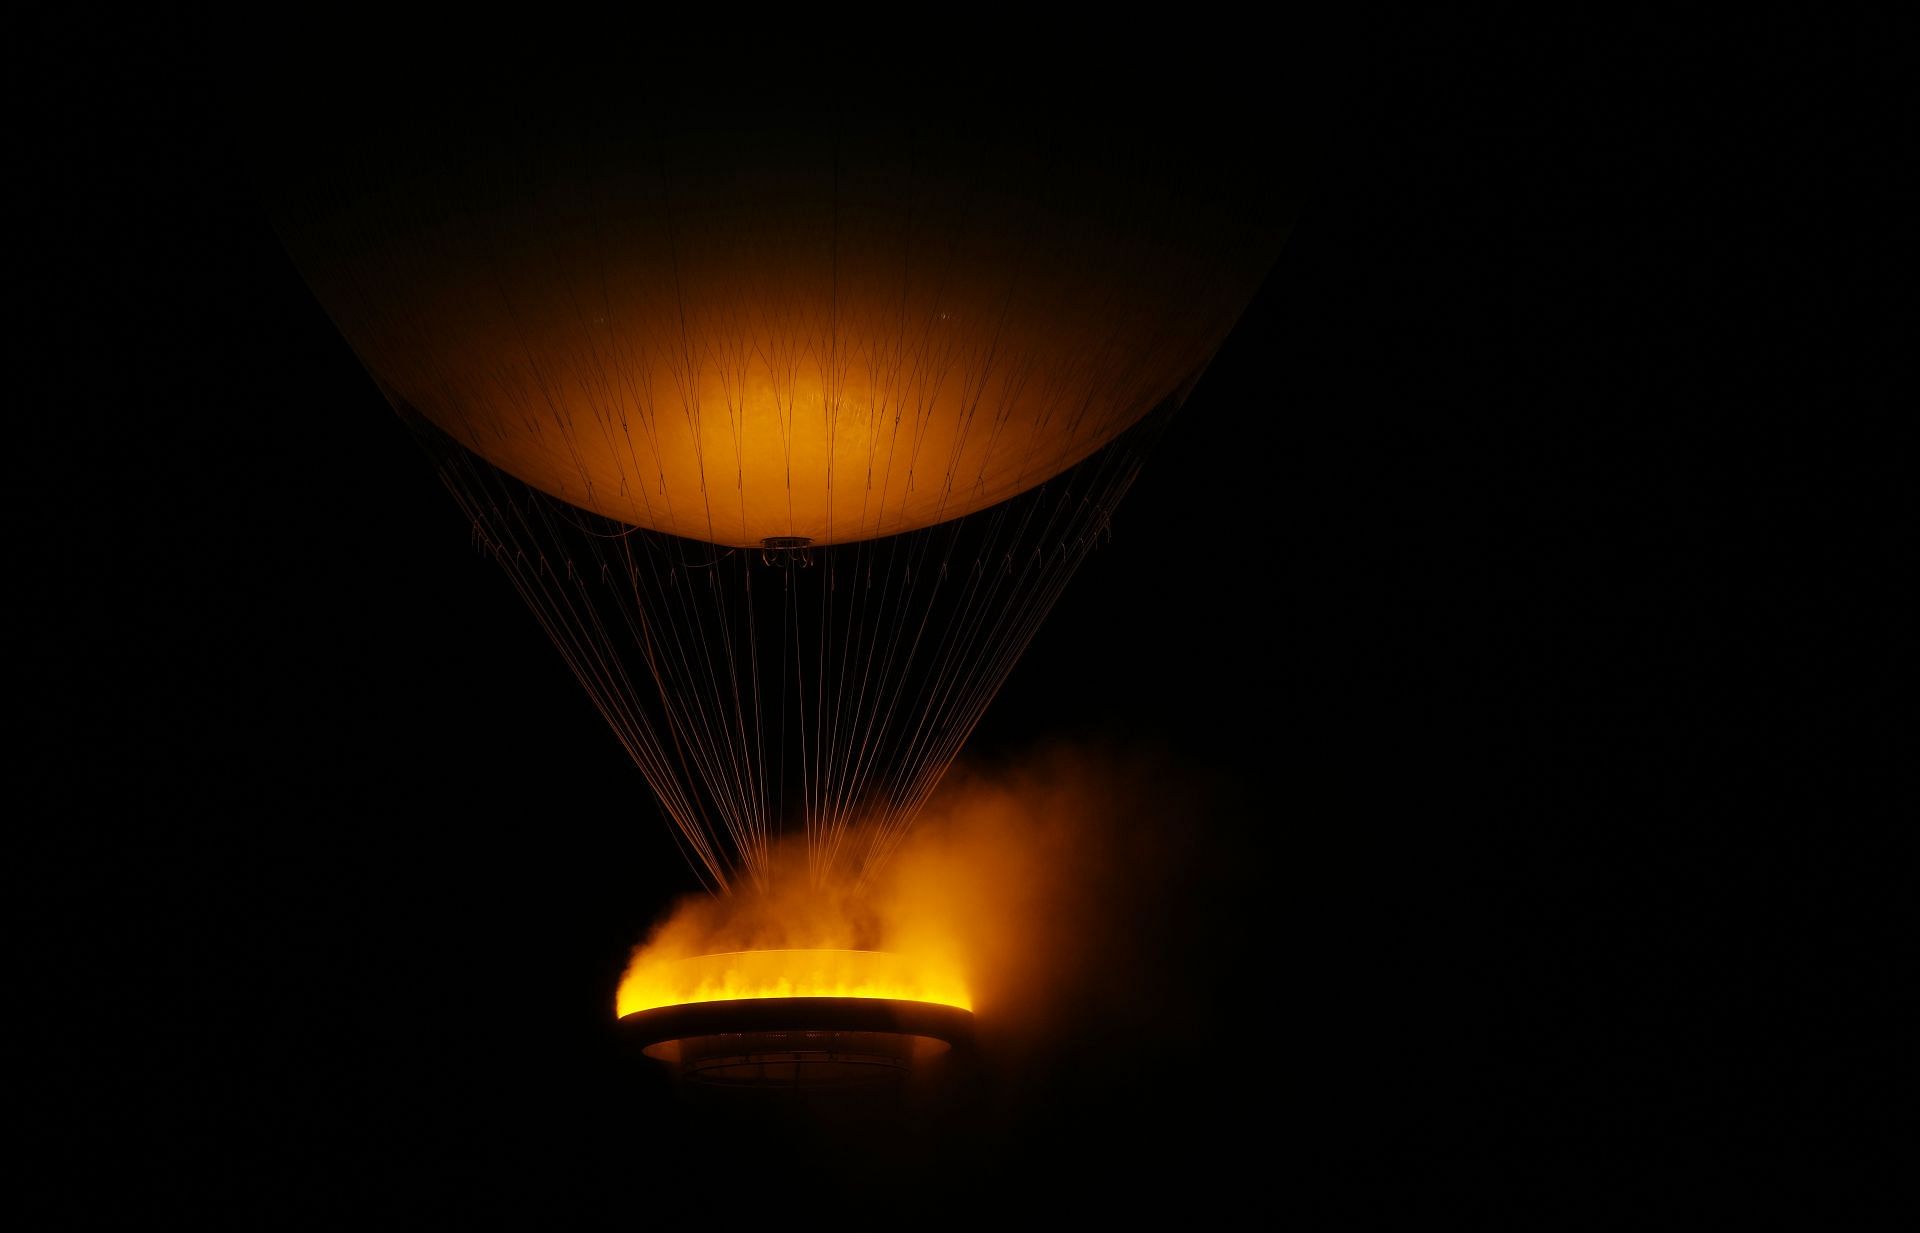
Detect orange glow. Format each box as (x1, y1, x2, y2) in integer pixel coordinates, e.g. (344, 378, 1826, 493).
(615, 947, 970, 1017)
(612, 746, 1167, 1034)
(611, 841, 975, 1019)
(284, 136, 1280, 546)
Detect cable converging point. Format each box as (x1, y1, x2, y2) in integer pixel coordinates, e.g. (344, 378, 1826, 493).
(760, 536, 814, 566)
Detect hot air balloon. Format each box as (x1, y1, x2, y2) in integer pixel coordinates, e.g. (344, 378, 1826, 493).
(272, 94, 1297, 1082)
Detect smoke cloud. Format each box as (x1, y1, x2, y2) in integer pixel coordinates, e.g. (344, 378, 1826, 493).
(618, 740, 1226, 1060)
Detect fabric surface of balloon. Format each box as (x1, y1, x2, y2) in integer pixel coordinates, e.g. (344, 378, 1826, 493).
(283, 120, 1283, 546)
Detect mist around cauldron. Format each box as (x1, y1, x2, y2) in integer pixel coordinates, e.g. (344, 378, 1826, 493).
(603, 739, 1266, 1210)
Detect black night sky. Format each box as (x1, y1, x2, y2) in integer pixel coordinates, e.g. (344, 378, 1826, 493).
(22, 15, 1899, 1222)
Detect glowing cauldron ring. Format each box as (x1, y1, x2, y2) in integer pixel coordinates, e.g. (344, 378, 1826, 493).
(620, 996, 974, 1065)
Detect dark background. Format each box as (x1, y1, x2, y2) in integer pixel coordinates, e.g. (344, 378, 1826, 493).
(21, 15, 1899, 1222)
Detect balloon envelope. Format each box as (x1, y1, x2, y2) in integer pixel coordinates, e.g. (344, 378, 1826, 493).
(280, 117, 1289, 545)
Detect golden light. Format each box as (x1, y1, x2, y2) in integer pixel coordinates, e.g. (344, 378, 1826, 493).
(618, 948, 974, 1085)
(615, 947, 971, 1017)
(280, 124, 1281, 547)
(612, 850, 983, 1085)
